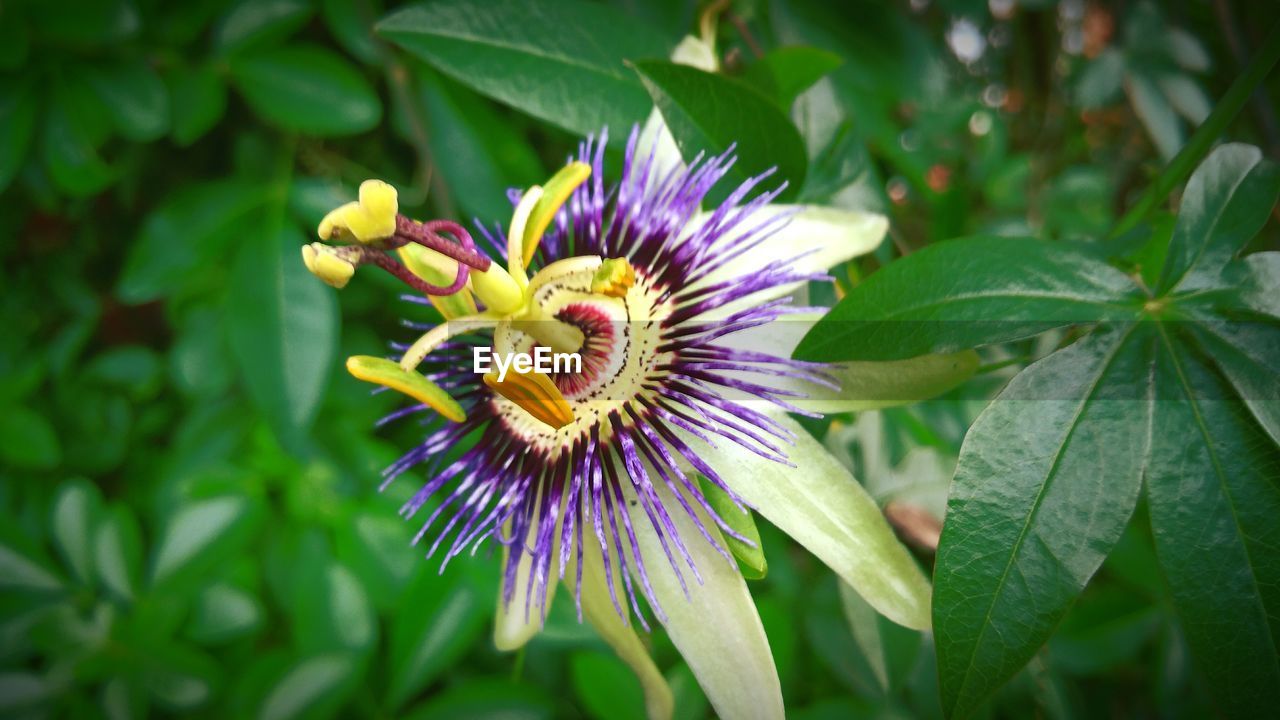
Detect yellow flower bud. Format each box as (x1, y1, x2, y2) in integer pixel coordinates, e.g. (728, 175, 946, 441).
(470, 263, 525, 315)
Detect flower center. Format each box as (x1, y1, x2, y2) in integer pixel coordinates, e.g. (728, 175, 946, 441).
(490, 257, 672, 455)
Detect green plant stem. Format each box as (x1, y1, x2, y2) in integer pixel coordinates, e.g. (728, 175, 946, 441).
(1110, 19, 1280, 238)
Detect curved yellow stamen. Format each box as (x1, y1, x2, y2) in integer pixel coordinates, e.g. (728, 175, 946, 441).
(523, 162, 592, 263)
(346, 355, 466, 423)
(506, 186, 544, 290)
(483, 369, 574, 430)
(400, 313, 499, 371)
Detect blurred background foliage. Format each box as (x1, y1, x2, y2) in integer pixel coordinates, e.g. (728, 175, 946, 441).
(1, 0, 1278, 718)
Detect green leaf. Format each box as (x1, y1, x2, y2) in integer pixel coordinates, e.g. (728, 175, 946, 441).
(740, 46, 843, 110)
(0, 672, 51, 715)
(1126, 70, 1183, 161)
(42, 79, 115, 196)
(377, 0, 671, 136)
(697, 475, 766, 580)
(214, 0, 314, 55)
(1157, 143, 1280, 294)
(1146, 327, 1280, 717)
(228, 223, 338, 448)
(572, 651, 648, 720)
(1158, 74, 1210, 125)
(402, 679, 554, 720)
(95, 504, 143, 601)
(168, 64, 227, 146)
(386, 569, 488, 710)
(0, 405, 61, 470)
(321, 0, 382, 65)
(117, 180, 264, 303)
(1233, 252, 1280, 319)
(634, 60, 807, 204)
(142, 644, 220, 711)
(84, 58, 170, 142)
(1074, 49, 1124, 109)
(0, 79, 37, 193)
(838, 582, 920, 695)
(293, 562, 375, 655)
(51, 479, 103, 585)
(27, 0, 138, 46)
(189, 583, 264, 644)
(257, 650, 355, 717)
(1187, 319, 1280, 447)
(230, 45, 381, 136)
(336, 512, 416, 610)
(934, 326, 1155, 718)
(0, 525, 64, 595)
(794, 236, 1141, 362)
(415, 67, 544, 222)
(150, 496, 255, 589)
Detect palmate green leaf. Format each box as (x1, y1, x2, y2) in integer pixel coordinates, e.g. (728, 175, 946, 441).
(377, 0, 671, 136)
(1188, 320, 1280, 445)
(228, 223, 338, 448)
(793, 236, 1142, 362)
(230, 45, 381, 136)
(934, 325, 1155, 719)
(1146, 328, 1280, 716)
(1157, 143, 1280, 294)
(634, 60, 807, 204)
(1233, 252, 1280, 319)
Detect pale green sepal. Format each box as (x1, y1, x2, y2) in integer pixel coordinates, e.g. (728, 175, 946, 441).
(693, 413, 932, 630)
(622, 480, 784, 720)
(696, 475, 766, 580)
(685, 206, 887, 320)
(493, 518, 558, 652)
(570, 538, 674, 720)
(793, 351, 980, 413)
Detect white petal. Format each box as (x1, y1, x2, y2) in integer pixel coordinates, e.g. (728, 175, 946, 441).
(493, 520, 559, 651)
(686, 206, 887, 320)
(694, 413, 932, 630)
(570, 538, 675, 720)
(621, 479, 784, 720)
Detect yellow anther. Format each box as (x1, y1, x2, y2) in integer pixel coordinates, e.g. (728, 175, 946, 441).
(523, 162, 592, 263)
(346, 355, 466, 423)
(483, 368, 575, 430)
(590, 258, 635, 298)
(317, 179, 399, 244)
(470, 263, 525, 316)
(506, 186, 544, 288)
(301, 243, 357, 288)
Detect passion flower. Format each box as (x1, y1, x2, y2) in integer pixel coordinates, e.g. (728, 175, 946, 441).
(302, 105, 967, 719)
